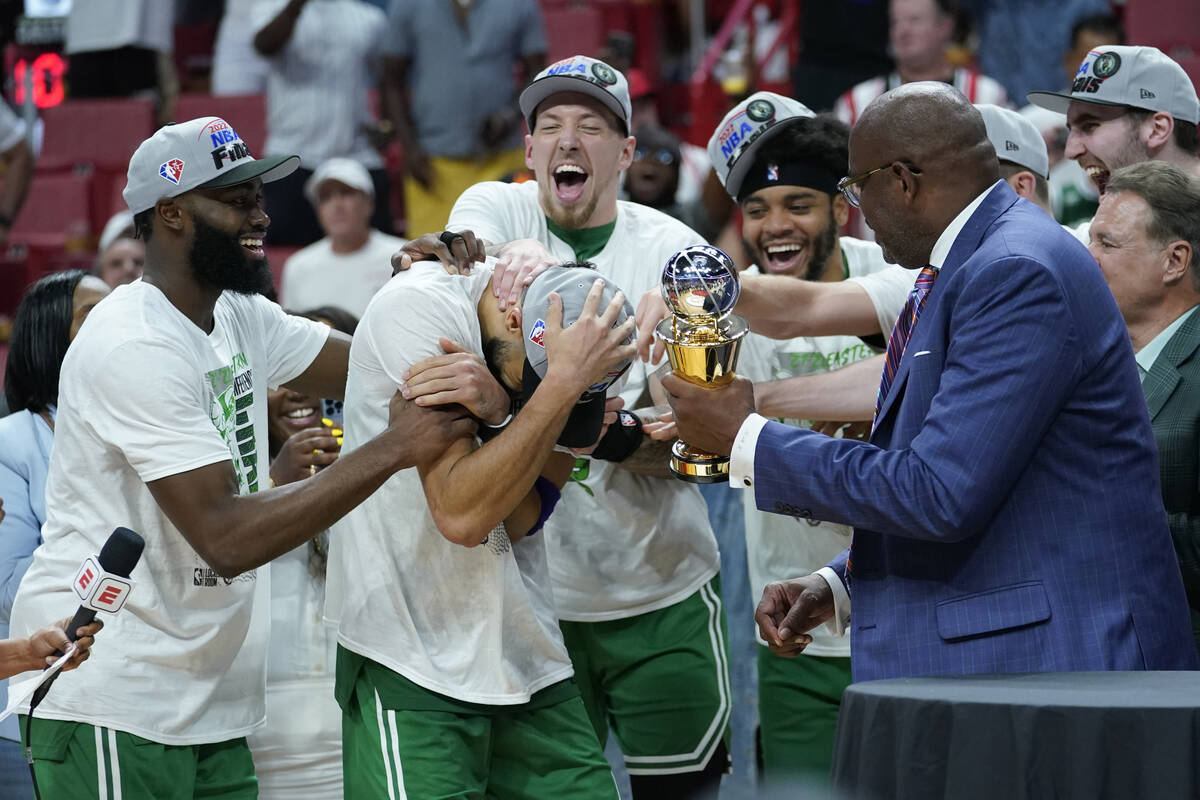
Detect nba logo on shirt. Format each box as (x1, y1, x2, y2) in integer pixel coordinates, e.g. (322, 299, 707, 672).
(766, 163, 779, 181)
(529, 319, 546, 348)
(159, 159, 184, 185)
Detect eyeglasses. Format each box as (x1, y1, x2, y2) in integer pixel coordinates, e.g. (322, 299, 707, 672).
(837, 161, 921, 208)
(634, 146, 676, 166)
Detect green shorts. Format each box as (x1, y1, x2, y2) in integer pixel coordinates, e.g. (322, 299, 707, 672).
(756, 646, 852, 782)
(559, 577, 731, 776)
(18, 716, 256, 799)
(336, 646, 617, 799)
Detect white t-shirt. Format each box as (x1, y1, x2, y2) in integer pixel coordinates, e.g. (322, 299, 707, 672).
(447, 181, 721, 621)
(65, 0, 173, 53)
(8, 281, 329, 745)
(280, 230, 406, 318)
(845, 261, 916, 337)
(252, 0, 385, 168)
(738, 237, 891, 656)
(327, 262, 575, 704)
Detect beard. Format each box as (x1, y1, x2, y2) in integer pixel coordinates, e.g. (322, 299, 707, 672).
(802, 210, 839, 281)
(188, 217, 273, 296)
(539, 180, 600, 231)
(746, 209, 840, 280)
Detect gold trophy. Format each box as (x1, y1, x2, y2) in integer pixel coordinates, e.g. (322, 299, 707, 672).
(655, 245, 749, 483)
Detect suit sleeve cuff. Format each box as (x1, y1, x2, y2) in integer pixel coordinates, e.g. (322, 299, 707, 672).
(728, 413, 769, 489)
(816, 566, 851, 637)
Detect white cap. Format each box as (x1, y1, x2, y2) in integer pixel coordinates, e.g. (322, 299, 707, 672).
(976, 103, 1050, 179)
(1018, 103, 1066, 135)
(705, 91, 816, 201)
(303, 157, 374, 206)
(519, 56, 632, 133)
(98, 209, 135, 252)
(1027, 45, 1200, 125)
(123, 117, 299, 214)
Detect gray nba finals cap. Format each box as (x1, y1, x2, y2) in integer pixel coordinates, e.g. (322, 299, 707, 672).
(976, 103, 1050, 179)
(520, 55, 632, 134)
(123, 117, 300, 214)
(1027, 45, 1200, 125)
(519, 264, 635, 448)
(707, 91, 816, 202)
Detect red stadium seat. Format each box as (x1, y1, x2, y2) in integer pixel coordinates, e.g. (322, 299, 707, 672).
(543, 7, 605, 63)
(3, 170, 92, 299)
(174, 94, 268, 154)
(1125, 0, 1200, 56)
(39, 98, 155, 171)
(10, 170, 91, 244)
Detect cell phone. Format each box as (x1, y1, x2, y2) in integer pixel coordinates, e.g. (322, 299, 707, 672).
(322, 397, 344, 428)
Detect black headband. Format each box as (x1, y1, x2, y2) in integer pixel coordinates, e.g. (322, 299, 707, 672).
(737, 159, 841, 204)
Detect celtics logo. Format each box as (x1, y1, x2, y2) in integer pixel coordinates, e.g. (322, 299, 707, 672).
(1093, 51, 1121, 79)
(746, 99, 774, 123)
(591, 62, 618, 86)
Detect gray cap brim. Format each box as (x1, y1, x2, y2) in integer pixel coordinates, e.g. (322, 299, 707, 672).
(520, 78, 629, 132)
(199, 153, 301, 189)
(1026, 90, 1132, 115)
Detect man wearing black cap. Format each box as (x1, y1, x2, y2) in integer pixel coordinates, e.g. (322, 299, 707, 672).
(445, 56, 731, 796)
(328, 262, 634, 798)
(8, 117, 472, 797)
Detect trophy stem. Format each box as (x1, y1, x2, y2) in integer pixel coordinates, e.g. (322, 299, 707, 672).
(671, 440, 731, 484)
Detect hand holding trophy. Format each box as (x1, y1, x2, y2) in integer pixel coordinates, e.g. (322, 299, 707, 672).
(654, 245, 748, 482)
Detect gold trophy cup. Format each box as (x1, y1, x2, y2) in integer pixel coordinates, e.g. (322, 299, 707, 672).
(654, 245, 749, 483)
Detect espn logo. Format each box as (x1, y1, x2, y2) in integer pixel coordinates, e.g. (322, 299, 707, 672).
(73, 556, 135, 614)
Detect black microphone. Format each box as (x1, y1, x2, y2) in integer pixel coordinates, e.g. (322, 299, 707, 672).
(29, 527, 144, 709)
(63, 526, 144, 643)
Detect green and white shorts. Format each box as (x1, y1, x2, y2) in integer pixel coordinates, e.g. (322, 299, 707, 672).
(336, 646, 618, 799)
(19, 716, 256, 799)
(756, 647, 852, 781)
(559, 576, 731, 776)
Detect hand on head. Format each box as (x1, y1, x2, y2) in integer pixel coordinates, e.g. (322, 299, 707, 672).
(541, 279, 637, 397)
(392, 231, 485, 275)
(402, 337, 512, 426)
(491, 239, 558, 310)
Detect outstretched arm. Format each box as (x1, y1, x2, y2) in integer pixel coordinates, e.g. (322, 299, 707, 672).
(636, 276, 884, 363)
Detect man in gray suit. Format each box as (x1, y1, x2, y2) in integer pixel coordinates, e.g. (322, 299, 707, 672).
(1088, 160, 1200, 654)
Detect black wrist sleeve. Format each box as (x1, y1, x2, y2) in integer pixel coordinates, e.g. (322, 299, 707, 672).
(589, 409, 645, 462)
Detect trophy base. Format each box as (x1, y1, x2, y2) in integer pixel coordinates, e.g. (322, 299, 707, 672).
(670, 440, 730, 484)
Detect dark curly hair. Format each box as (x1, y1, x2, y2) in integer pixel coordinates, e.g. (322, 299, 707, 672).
(749, 113, 850, 193)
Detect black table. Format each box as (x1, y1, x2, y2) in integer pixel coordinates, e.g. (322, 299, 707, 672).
(831, 671, 1200, 800)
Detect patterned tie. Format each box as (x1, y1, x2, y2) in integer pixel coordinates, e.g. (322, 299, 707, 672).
(873, 266, 939, 429)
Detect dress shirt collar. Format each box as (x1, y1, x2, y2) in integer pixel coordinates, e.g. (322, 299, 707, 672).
(927, 180, 1003, 270)
(1135, 304, 1199, 377)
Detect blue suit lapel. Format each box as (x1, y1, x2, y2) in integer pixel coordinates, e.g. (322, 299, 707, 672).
(872, 183, 1019, 432)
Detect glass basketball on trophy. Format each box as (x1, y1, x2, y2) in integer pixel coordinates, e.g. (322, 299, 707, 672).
(654, 245, 749, 483)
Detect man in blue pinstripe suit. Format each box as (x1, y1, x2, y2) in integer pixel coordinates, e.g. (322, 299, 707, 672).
(661, 82, 1198, 681)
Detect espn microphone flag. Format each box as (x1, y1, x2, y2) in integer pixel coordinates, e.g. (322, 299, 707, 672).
(25, 527, 144, 712)
(65, 526, 143, 642)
